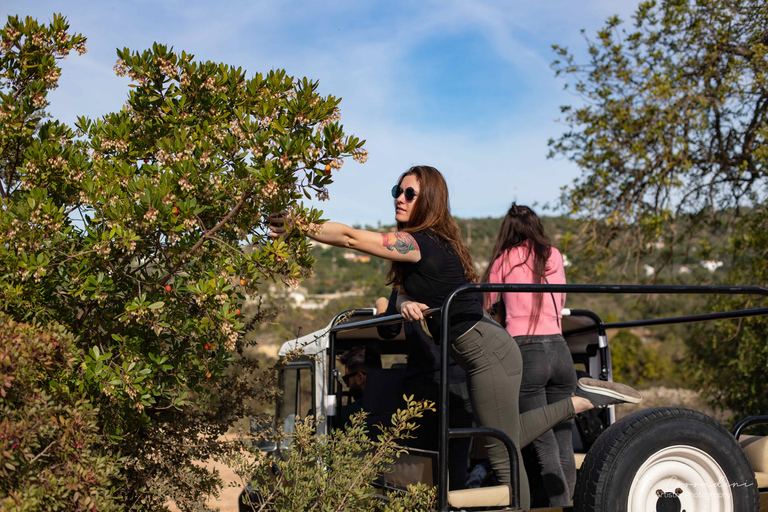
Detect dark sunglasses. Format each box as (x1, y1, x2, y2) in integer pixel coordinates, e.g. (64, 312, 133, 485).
(391, 185, 418, 201)
(342, 371, 365, 385)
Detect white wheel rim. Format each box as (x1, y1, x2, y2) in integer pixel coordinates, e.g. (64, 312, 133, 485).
(627, 444, 734, 512)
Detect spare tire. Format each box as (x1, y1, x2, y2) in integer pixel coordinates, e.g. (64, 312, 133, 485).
(574, 407, 759, 512)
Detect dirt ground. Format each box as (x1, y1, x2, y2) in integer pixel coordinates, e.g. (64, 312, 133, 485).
(168, 386, 726, 512)
(615, 385, 731, 423)
(164, 432, 247, 512)
(167, 459, 244, 512)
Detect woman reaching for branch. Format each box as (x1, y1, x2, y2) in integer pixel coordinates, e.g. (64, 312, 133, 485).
(269, 165, 641, 508)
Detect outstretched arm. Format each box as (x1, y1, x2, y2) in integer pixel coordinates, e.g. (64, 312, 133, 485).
(267, 215, 421, 263)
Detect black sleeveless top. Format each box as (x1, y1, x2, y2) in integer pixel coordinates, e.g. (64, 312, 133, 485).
(401, 230, 483, 342)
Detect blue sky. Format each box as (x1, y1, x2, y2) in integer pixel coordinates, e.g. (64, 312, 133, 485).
(3, 1, 638, 227)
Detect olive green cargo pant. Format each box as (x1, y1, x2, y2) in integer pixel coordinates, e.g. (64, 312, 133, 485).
(450, 314, 576, 509)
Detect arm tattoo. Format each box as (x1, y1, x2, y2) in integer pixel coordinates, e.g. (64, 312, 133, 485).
(382, 232, 420, 254)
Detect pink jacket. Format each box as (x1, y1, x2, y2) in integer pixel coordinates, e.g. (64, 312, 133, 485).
(486, 243, 566, 337)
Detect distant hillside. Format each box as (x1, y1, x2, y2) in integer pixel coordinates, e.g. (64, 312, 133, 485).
(302, 212, 731, 297)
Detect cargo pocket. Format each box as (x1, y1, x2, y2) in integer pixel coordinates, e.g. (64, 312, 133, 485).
(493, 337, 522, 377)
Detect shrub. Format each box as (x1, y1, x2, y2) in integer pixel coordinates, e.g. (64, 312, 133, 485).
(0, 316, 122, 512)
(230, 395, 437, 512)
(609, 330, 673, 387)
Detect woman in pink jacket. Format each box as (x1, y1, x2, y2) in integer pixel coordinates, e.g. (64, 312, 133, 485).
(481, 204, 576, 508)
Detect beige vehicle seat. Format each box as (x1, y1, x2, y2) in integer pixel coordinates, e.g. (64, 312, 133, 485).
(740, 435, 768, 489)
(447, 485, 511, 508)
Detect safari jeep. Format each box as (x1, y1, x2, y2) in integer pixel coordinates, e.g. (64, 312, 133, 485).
(248, 283, 768, 511)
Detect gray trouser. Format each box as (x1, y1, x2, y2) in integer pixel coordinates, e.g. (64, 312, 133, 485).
(450, 315, 575, 509)
(518, 334, 578, 507)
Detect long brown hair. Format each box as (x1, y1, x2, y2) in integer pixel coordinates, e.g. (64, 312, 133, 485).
(386, 166, 477, 287)
(480, 204, 552, 335)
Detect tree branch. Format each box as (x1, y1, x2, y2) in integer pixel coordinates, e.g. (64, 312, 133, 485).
(157, 187, 254, 286)
(29, 440, 56, 464)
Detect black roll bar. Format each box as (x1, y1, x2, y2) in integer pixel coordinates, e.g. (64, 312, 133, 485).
(603, 306, 768, 331)
(732, 415, 768, 439)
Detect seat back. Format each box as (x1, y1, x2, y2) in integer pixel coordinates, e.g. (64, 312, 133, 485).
(386, 447, 437, 489)
(740, 435, 768, 473)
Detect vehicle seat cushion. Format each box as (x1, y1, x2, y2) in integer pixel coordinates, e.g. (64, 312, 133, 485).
(447, 485, 510, 508)
(740, 435, 768, 473)
(739, 435, 768, 488)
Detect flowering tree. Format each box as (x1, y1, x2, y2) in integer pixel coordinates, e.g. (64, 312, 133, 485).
(0, 13, 367, 510)
(549, 0, 768, 277)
